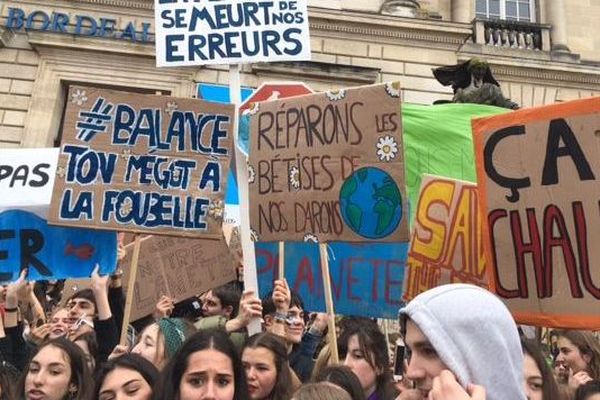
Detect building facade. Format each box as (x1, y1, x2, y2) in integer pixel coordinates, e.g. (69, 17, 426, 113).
(1, 0, 599, 148)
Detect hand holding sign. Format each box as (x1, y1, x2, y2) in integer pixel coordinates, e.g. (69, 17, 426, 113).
(226, 290, 263, 332)
(272, 279, 290, 313)
(5, 268, 27, 309)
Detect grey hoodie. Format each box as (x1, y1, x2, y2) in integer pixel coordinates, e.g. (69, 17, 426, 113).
(399, 283, 526, 400)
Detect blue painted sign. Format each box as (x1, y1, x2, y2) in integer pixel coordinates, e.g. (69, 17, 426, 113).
(0, 210, 117, 282)
(4, 7, 151, 43)
(256, 241, 408, 318)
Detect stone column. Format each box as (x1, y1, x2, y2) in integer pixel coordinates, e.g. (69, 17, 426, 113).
(452, 0, 471, 23)
(546, 0, 569, 51)
(381, 0, 420, 17)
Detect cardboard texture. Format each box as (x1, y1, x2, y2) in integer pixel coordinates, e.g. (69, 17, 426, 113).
(48, 86, 235, 238)
(248, 82, 409, 243)
(473, 96, 600, 328)
(403, 175, 488, 302)
(120, 235, 237, 321)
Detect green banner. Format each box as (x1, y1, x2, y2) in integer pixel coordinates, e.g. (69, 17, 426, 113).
(402, 103, 509, 222)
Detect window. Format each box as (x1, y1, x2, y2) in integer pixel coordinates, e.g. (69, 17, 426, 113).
(476, 0, 534, 22)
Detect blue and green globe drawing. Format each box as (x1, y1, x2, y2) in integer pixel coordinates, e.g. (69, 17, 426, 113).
(339, 167, 403, 239)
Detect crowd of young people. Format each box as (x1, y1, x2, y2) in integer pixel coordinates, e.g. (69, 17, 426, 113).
(0, 247, 599, 400)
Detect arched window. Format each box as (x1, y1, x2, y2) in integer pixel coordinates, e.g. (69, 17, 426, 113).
(475, 0, 535, 22)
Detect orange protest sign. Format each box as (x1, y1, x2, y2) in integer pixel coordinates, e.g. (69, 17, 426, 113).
(473, 97, 600, 329)
(404, 175, 488, 301)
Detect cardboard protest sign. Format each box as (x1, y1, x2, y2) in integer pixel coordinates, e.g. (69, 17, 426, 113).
(403, 175, 488, 301)
(248, 83, 409, 243)
(473, 97, 600, 328)
(257, 241, 408, 318)
(120, 235, 237, 321)
(155, 0, 311, 67)
(48, 86, 235, 238)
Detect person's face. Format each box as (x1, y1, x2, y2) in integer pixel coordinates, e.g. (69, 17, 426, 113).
(343, 334, 378, 398)
(74, 339, 95, 372)
(68, 297, 96, 319)
(556, 337, 589, 374)
(585, 395, 600, 400)
(202, 291, 224, 317)
(242, 347, 277, 400)
(523, 354, 543, 400)
(24, 344, 74, 400)
(99, 367, 153, 400)
(131, 324, 165, 369)
(179, 349, 235, 400)
(286, 306, 305, 344)
(404, 319, 447, 399)
(49, 308, 72, 339)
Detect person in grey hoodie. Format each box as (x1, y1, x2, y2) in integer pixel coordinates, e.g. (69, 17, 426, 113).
(397, 283, 526, 400)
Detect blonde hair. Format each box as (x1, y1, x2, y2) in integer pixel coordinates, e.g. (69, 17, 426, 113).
(292, 383, 352, 400)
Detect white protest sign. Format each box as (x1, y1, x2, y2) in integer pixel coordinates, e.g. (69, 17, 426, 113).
(154, 0, 311, 67)
(0, 148, 59, 216)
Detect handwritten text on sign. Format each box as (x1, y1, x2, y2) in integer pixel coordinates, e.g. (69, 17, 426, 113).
(256, 241, 408, 318)
(403, 175, 487, 301)
(249, 83, 409, 243)
(474, 97, 600, 328)
(48, 86, 235, 238)
(154, 0, 311, 67)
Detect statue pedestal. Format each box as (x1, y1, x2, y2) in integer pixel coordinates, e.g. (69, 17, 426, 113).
(381, 0, 420, 17)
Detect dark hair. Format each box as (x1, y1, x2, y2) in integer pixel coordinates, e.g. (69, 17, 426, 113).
(67, 289, 97, 314)
(0, 361, 19, 400)
(74, 331, 99, 373)
(212, 283, 242, 318)
(262, 288, 305, 319)
(521, 338, 561, 400)
(154, 330, 249, 400)
(338, 317, 397, 400)
(17, 337, 93, 400)
(556, 330, 600, 379)
(575, 380, 600, 400)
(95, 354, 159, 398)
(243, 333, 294, 400)
(314, 365, 366, 400)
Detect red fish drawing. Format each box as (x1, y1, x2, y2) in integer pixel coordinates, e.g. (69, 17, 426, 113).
(64, 242, 95, 260)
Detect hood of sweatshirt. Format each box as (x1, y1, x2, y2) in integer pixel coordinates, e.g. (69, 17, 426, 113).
(399, 283, 526, 400)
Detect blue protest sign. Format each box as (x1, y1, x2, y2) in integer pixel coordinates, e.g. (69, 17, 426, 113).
(0, 209, 117, 282)
(256, 241, 408, 318)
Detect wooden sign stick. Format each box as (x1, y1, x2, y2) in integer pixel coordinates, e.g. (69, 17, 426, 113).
(120, 234, 142, 345)
(278, 241, 285, 280)
(319, 243, 339, 363)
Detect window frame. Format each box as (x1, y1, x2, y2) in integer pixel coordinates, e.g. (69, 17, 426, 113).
(475, 0, 536, 23)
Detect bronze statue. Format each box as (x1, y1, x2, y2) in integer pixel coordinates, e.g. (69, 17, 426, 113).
(433, 58, 519, 109)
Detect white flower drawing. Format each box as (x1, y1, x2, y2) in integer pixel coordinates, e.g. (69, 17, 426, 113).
(326, 90, 346, 101)
(121, 148, 131, 161)
(208, 200, 225, 220)
(376, 135, 399, 162)
(289, 165, 300, 190)
(385, 82, 401, 98)
(165, 101, 178, 115)
(55, 166, 66, 179)
(119, 199, 133, 217)
(246, 102, 260, 116)
(71, 89, 88, 106)
(248, 165, 256, 184)
(250, 228, 259, 242)
(303, 233, 319, 243)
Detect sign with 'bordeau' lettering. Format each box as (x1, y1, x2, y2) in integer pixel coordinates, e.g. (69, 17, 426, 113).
(474, 96, 600, 329)
(248, 83, 410, 243)
(48, 86, 235, 238)
(154, 0, 311, 67)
